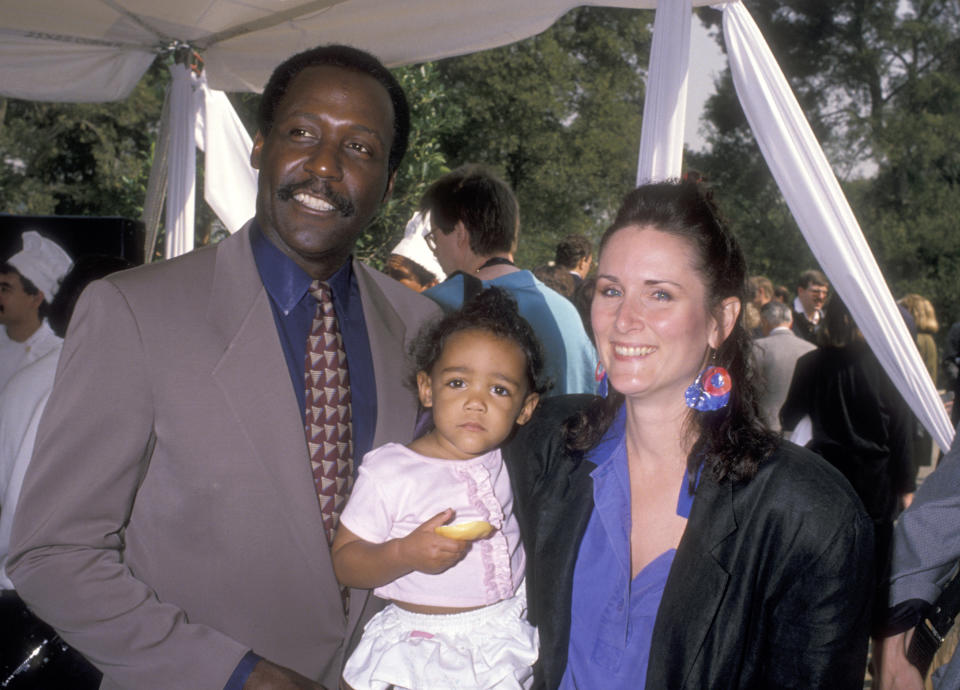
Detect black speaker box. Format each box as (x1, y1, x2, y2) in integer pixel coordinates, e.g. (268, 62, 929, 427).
(0, 216, 145, 266)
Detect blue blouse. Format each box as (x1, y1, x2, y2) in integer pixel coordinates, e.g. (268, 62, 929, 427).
(560, 406, 695, 689)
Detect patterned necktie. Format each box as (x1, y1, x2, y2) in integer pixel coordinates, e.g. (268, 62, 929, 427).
(304, 280, 354, 611)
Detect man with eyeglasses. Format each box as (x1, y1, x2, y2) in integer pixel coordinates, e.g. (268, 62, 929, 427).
(420, 164, 597, 396)
(792, 269, 830, 344)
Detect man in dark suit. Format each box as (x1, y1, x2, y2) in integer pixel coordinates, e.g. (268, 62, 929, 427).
(792, 268, 829, 343)
(8, 45, 438, 690)
(554, 233, 593, 287)
(753, 300, 816, 433)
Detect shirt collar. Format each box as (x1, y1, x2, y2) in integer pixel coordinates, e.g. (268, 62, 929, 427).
(586, 404, 628, 468)
(793, 296, 822, 322)
(250, 221, 354, 313)
(587, 402, 699, 518)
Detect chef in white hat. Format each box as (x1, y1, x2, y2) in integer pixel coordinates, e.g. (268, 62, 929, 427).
(0, 231, 73, 391)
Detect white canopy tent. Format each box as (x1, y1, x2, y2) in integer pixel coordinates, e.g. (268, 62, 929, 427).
(1, 0, 952, 451)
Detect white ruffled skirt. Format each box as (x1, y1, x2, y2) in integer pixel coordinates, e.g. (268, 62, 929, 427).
(342, 581, 538, 689)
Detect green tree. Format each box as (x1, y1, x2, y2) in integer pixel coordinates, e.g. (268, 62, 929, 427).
(434, 6, 652, 266)
(358, 62, 459, 268)
(692, 1, 960, 330)
(0, 62, 164, 219)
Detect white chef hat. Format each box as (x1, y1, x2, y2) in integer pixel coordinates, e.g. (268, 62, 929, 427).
(389, 211, 446, 281)
(8, 231, 73, 300)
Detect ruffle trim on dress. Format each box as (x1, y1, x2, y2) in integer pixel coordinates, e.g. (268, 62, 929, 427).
(457, 462, 515, 603)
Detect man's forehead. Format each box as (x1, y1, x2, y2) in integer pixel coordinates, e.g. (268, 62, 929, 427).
(286, 65, 391, 108)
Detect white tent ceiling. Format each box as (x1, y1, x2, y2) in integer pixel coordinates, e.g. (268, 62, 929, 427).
(0, 0, 725, 101)
(0, 0, 953, 452)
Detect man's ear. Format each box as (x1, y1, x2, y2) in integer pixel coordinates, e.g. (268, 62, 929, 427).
(515, 392, 541, 426)
(382, 170, 397, 203)
(416, 370, 433, 408)
(453, 221, 470, 250)
(250, 131, 264, 169)
(709, 297, 741, 349)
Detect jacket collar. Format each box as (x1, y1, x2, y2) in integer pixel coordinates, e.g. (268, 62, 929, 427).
(649, 470, 737, 687)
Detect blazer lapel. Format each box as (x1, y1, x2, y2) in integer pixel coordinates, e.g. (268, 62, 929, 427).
(650, 474, 737, 688)
(207, 228, 334, 581)
(353, 261, 418, 448)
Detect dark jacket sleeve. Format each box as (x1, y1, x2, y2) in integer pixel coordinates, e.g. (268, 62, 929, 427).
(649, 444, 874, 689)
(877, 364, 917, 495)
(503, 394, 597, 690)
(780, 351, 815, 431)
(759, 489, 874, 687)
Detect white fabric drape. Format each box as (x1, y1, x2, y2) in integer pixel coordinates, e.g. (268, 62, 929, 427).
(636, 0, 692, 183)
(164, 68, 256, 258)
(721, 1, 954, 451)
(196, 76, 257, 234)
(165, 64, 199, 259)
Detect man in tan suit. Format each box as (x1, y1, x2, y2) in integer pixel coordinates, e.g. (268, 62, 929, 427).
(8, 45, 438, 690)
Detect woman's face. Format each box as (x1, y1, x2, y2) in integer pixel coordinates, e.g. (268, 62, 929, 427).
(591, 225, 738, 406)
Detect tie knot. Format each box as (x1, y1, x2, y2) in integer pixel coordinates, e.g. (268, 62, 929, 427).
(309, 280, 332, 304)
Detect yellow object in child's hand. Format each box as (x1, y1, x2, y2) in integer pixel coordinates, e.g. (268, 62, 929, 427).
(434, 521, 494, 541)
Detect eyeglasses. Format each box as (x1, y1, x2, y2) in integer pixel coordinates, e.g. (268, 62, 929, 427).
(424, 227, 438, 251)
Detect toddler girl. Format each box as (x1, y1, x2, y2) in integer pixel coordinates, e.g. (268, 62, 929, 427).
(333, 287, 548, 690)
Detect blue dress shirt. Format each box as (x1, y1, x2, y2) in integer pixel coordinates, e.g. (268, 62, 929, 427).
(249, 223, 376, 457)
(224, 225, 377, 690)
(560, 406, 696, 689)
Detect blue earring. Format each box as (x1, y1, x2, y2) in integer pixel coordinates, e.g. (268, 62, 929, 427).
(595, 361, 609, 398)
(684, 364, 732, 411)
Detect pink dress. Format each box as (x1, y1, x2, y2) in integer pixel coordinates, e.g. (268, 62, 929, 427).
(339, 442, 524, 607)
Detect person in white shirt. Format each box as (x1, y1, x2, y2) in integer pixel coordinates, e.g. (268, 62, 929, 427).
(0, 231, 72, 391)
(0, 254, 129, 688)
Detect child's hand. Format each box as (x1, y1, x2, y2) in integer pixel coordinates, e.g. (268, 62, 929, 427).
(398, 509, 470, 575)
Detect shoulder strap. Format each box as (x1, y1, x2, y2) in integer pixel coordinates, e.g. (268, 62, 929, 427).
(444, 270, 485, 304)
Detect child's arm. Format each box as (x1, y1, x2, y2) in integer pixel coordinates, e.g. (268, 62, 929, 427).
(331, 508, 470, 589)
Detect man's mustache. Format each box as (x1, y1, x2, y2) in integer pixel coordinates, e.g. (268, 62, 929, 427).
(276, 180, 356, 217)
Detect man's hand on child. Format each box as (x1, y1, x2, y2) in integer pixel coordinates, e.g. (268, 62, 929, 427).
(399, 509, 470, 574)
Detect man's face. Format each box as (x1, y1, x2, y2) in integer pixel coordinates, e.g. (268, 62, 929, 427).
(251, 65, 396, 277)
(575, 254, 592, 278)
(425, 219, 463, 275)
(798, 282, 829, 314)
(0, 271, 42, 327)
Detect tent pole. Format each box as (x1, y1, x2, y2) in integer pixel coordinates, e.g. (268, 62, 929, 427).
(142, 76, 172, 263)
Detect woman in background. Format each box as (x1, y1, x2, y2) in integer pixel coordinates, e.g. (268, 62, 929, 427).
(899, 293, 940, 471)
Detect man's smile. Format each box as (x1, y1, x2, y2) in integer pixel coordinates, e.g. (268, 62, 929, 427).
(276, 180, 356, 217)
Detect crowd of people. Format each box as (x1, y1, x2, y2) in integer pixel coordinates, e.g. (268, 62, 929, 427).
(0, 42, 958, 690)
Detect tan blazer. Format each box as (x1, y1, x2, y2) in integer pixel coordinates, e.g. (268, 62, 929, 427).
(752, 328, 816, 432)
(8, 223, 439, 689)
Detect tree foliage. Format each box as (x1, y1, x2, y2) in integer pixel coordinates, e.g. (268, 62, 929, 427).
(0, 62, 164, 219)
(357, 62, 460, 267)
(434, 7, 652, 266)
(692, 1, 960, 331)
